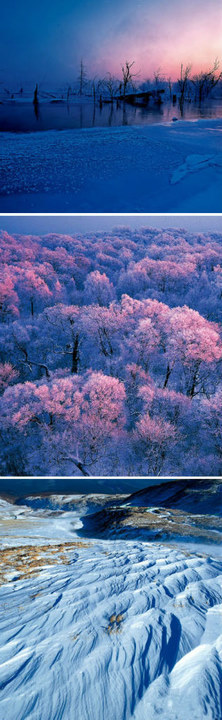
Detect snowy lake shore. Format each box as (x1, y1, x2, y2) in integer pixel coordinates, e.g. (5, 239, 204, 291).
(0, 117, 222, 212)
(0, 483, 222, 720)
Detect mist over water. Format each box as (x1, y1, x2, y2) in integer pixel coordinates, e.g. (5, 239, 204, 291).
(1, 98, 222, 133)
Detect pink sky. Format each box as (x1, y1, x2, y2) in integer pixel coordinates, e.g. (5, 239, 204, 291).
(2, 0, 222, 83)
(85, 1, 222, 81)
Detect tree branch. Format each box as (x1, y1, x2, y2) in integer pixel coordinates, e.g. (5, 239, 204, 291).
(60, 456, 90, 476)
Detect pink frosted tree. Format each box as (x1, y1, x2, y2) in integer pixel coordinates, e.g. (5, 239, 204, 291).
(124, 363, 153, 423)
(42, 304, 81, 373)
(126, 317, 160, 372)
(166, 306, 222, 397)
(80, 303, 126, 372)
(133, 413, 178, 475)
(1, 371, 126, 474)
(201, 390, 222, 470)
(14, 265, 53, 316)
(0, 363, 19, 394)
(84, 270, 115, 306)
(0, 271, 19, 319)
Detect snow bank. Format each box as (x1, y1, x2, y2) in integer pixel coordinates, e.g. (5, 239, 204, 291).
(0, 118, 221, 211)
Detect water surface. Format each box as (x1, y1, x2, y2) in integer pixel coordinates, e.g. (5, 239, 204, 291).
(1, 98, 222, 133)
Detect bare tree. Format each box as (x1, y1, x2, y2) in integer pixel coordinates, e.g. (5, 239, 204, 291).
(104, 73, 118, 102)
(177, 63, 191, 104)
(90, 77, 105, 108)
(153, 68, 163, 87)
(153, 68, 165, 103)
(167, 77, 172, 100)
(192, 59, 222, 104)
(121, 61, 138, 97)
(78, 60, 87, 96)
(90, 77, 103, 102)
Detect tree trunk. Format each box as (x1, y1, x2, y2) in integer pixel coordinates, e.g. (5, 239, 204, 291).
(163, 363, 171, 389)
(188, 374, 197, 398)
(187, 364, 200, 398)
(61, 456, 90, 476)
(71, 334, 79, 373)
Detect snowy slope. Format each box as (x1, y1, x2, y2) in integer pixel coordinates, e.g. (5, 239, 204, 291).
(0, 495, 222, 720)
(127, 478, 222, 516)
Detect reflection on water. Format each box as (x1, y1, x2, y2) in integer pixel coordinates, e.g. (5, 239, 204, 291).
(33, 100, 40, 122)
(0, 98, 222, 133)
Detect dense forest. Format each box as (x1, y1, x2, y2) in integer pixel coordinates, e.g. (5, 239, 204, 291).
(0, 227, 221, 477)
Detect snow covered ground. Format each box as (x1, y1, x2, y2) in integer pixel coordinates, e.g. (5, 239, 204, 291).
(0, 118, 222, 211)
(0, 489, 222, 720)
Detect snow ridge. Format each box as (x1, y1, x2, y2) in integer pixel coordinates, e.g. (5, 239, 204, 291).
(0, 514, 222, 720)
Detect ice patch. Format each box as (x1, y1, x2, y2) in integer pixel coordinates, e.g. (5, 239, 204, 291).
(171, 152, 222, 184)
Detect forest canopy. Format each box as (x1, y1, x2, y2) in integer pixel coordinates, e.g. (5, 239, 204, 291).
(0, 226, 222, 477)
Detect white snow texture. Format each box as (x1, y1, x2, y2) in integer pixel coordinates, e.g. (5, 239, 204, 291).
(0, 499, 221, 720)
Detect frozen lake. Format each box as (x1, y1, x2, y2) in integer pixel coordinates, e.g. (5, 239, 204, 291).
(1, 97, 222, 132)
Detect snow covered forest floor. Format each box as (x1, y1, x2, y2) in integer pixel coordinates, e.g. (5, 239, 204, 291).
(0, 480, 222, 720)
(1, 118, 222, 211)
